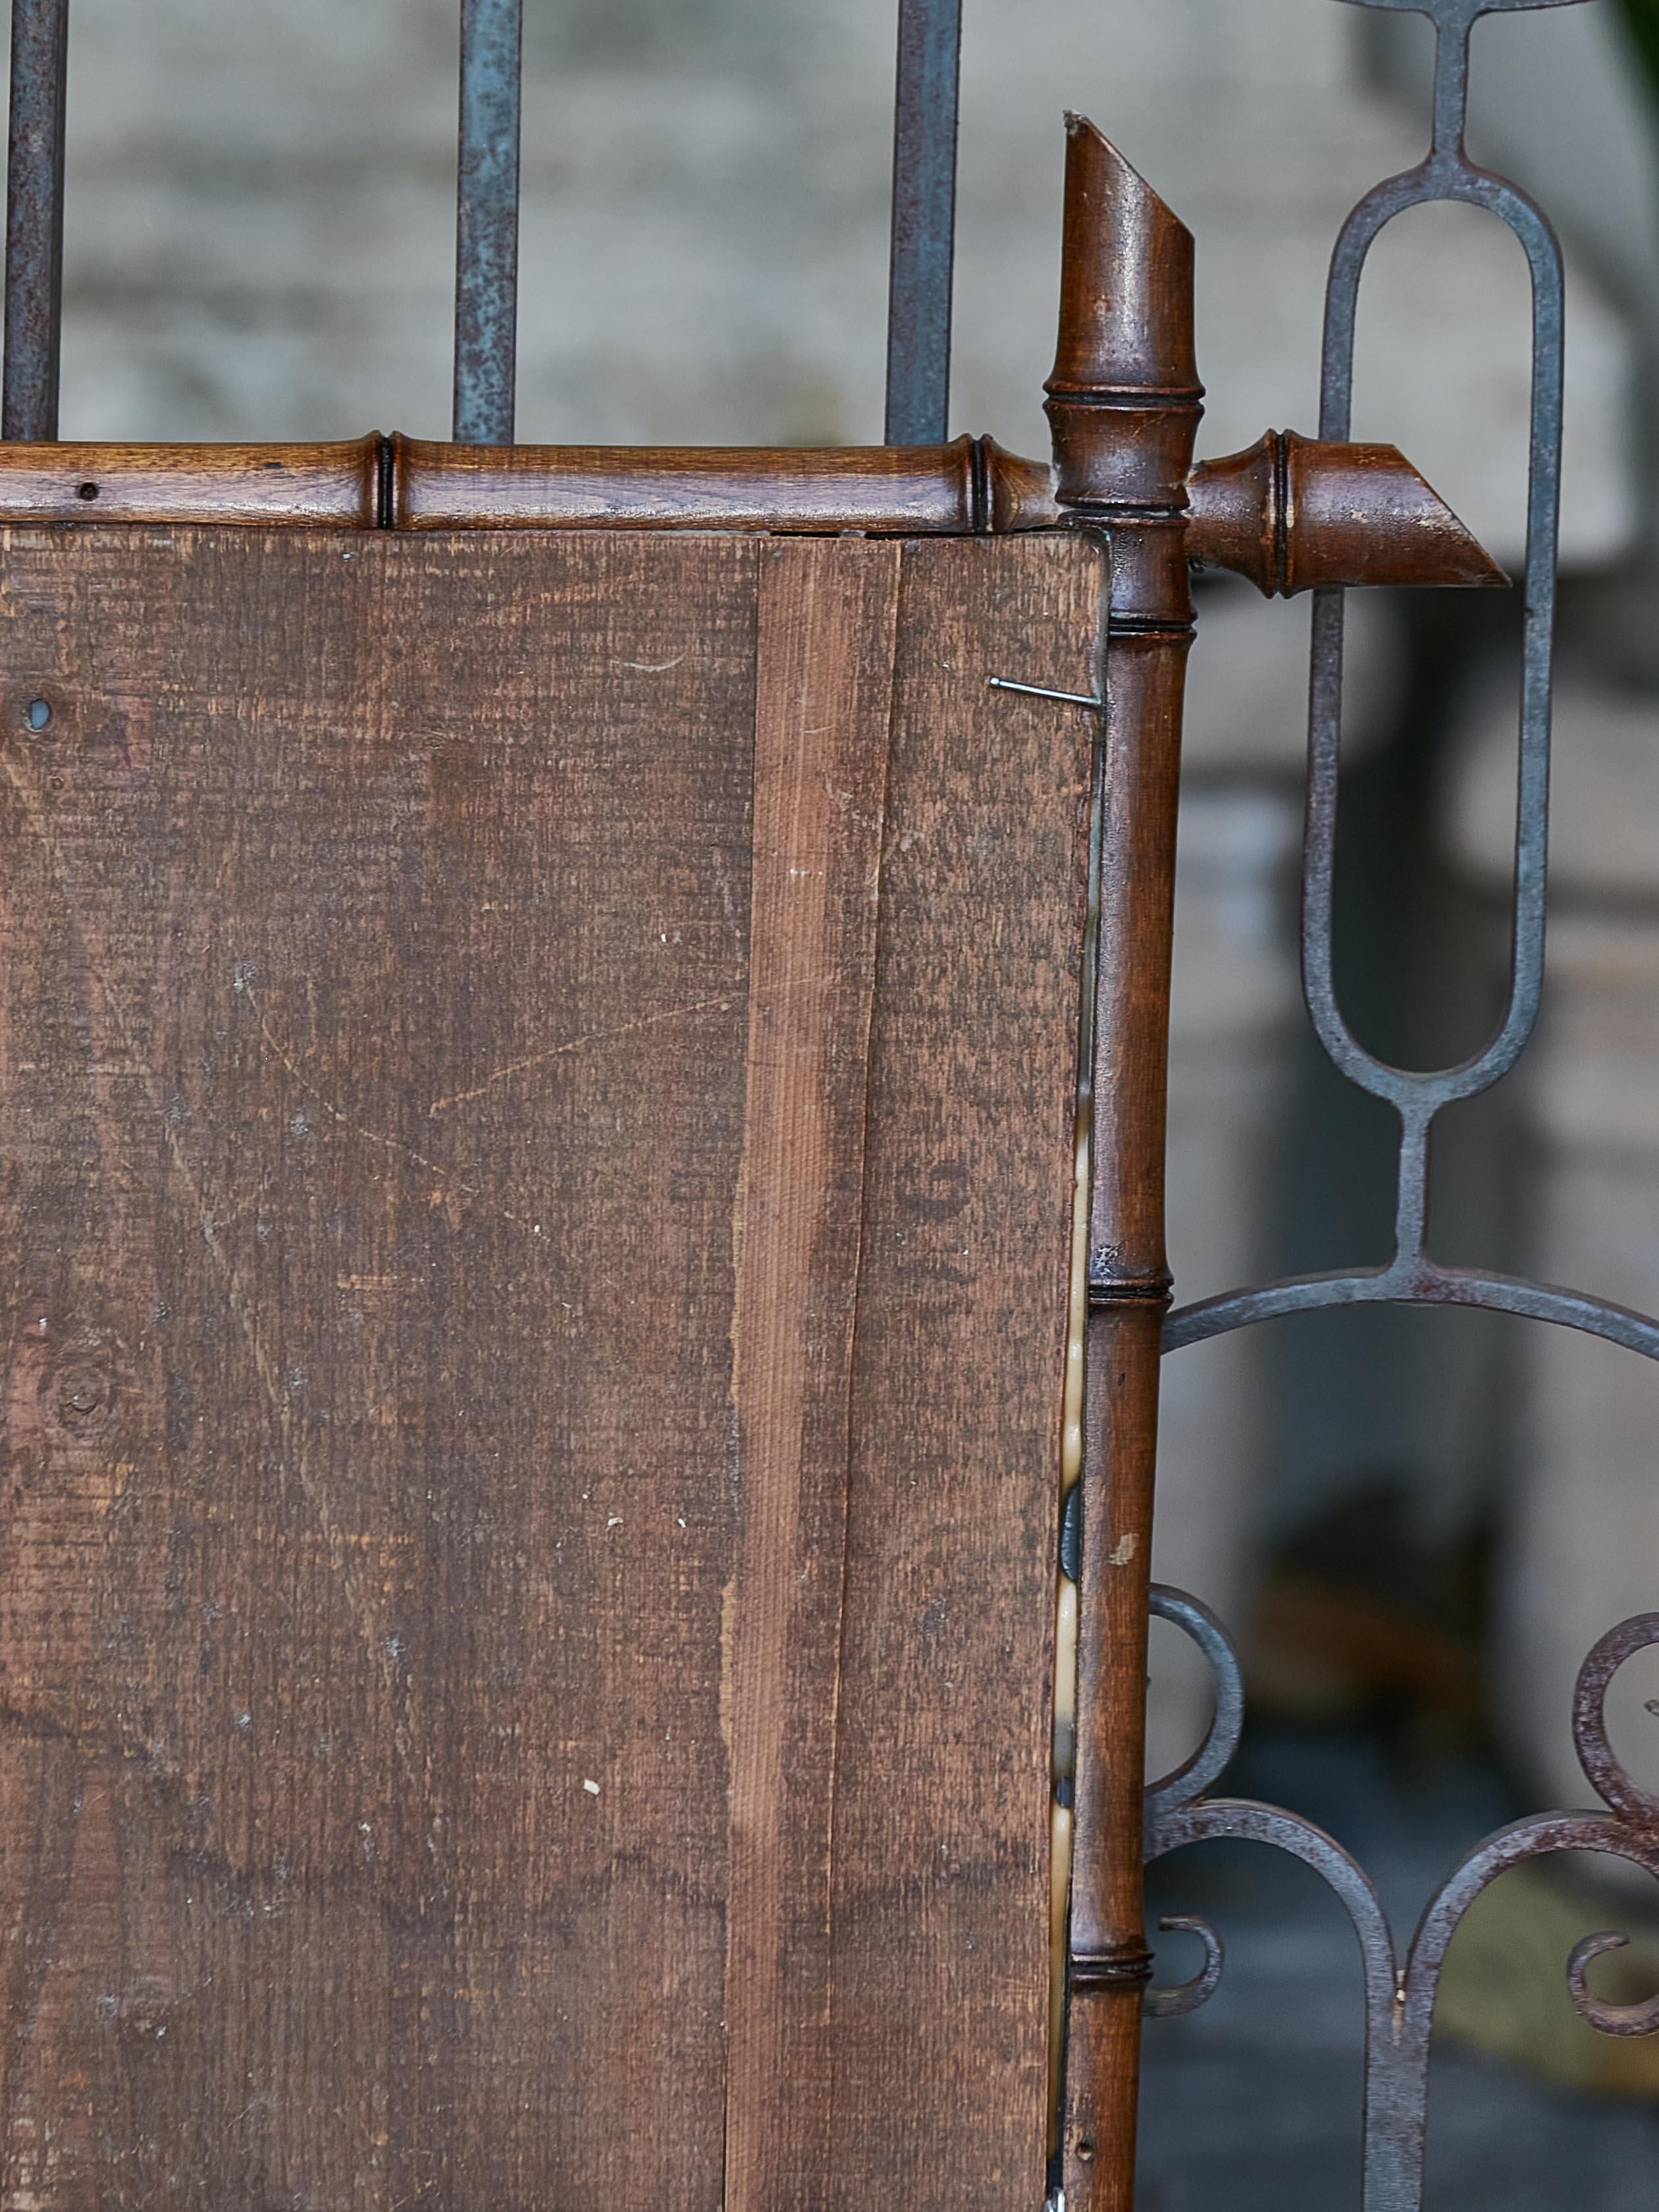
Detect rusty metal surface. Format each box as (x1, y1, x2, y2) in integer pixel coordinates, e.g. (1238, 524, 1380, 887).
(1145, 1593, 1659, 2212)
(884, 0, 962, 444)
(453, 0, 523, 444)
(3, 0, 68, 441)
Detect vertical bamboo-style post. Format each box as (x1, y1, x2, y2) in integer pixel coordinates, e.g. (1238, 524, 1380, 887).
(1052, 117, 1200, 2211)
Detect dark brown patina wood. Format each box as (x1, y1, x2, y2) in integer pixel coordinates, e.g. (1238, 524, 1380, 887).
(394, 433, 1003, 534)
(0, 434, 1500, 598)
(0, 435, 384, 525)
(826, 534, 1095, 2209)
(1053, 118, 1197, 2212)
(0, 523, 1094, 2209)
(720, 537, 901, 2204)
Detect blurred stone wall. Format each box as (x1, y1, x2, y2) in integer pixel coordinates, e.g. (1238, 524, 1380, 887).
(30, 0, 1659, 1788)
(47, 0, 1635, 536)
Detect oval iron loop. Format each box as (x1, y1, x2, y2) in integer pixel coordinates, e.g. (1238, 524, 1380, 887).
(1304, 167, 1564, 1128)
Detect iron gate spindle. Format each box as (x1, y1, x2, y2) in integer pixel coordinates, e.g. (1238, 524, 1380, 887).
(3, 0, 67, 441)
(454, 0, 524, 446)
(0, 0, 961, 453)
(885, 0, 962, 443)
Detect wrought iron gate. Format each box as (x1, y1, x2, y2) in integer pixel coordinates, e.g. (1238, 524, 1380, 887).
(1062, 5, 1659, 2210)
(0, 0, 1653, 2207)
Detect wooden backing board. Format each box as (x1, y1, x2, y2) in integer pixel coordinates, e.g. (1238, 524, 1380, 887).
(0, 523, 1099, 2208)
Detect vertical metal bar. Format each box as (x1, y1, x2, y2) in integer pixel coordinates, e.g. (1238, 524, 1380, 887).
(454, 0, 523, 446)
(883, 0, 961, 446)
(3, 0, 69, 441)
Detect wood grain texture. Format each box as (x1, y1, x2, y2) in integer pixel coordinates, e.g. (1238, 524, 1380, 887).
(1044, 117, 1202, 2212)
(829, 533, 1099, 2209)
(0, 524, 1095, 2205)
(393, 436, 984, 533)
(720, 539, 900, 2207)
(0, 438, 381, 525)
(0, 527, 756, 2211)
(0, 438, 1063, 538)
(1186, 431, 1508, 596)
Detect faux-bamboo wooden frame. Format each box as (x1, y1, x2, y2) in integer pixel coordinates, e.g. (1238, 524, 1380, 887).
(0, 427, 1503, 598)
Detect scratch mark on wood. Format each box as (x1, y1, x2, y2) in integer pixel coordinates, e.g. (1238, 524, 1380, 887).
(244, 982, 545, 1239)
(426, 974, 842, 1120)
(425, 992, 740, 1117)
(0, 747, 419, 1759)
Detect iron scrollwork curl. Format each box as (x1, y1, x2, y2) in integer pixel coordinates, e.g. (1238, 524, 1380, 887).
(1145, 1593, 1659, 2211)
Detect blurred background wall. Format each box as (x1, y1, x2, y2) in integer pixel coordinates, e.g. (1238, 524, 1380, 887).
(36, 0, 1659, 2026)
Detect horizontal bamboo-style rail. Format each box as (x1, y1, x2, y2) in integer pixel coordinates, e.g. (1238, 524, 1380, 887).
(0, 429, 1504, 595)
(392, 433, 1049, 531)
(0, 433, 1046, 534)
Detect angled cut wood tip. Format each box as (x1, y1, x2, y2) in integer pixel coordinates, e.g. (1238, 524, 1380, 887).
(1377, 447, 1510, 589)
(1060, 113, 1194, 249)
(1049, 113, 1199, 401)
(1297, 440, 1510, 594)
(1187, 431, 1509, 595)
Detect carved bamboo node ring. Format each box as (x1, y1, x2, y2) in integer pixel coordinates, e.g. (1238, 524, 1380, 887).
(1068, 1946, 1156, 1993)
